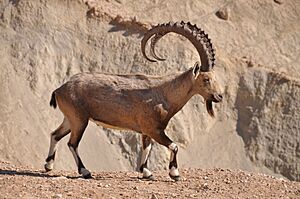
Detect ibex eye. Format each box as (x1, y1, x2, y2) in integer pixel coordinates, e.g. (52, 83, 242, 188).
(203, 78, 210, 83)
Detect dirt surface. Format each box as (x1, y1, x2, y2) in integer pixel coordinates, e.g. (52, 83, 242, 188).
(1, 161, 300, 199)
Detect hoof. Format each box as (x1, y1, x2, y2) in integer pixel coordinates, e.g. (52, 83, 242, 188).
(83, 173, 93, 179)
(142, 175, 156, 181)
(44, 164, 53, 172)
(169, 174, 181, 182)
(80, 168, 92, 179)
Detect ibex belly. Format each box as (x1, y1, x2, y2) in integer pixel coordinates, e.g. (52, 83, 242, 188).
(89, 118, 133, 131)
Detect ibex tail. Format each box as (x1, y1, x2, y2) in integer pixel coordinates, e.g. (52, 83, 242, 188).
(50, 92, 57, 109)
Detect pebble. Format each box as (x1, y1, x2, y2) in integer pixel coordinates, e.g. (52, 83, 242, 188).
(216, 7, 229, 20)
(246, 60, 254, 67)
(202, 183, 209, 189)
(274, 0, 283, 4)
(151, 193, 158, 199)
(53, 193, 62, 198)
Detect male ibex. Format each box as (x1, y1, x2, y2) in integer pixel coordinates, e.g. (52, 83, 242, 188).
(44, 21, 223, 181)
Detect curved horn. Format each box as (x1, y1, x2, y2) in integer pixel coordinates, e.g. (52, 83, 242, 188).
(150, 34, 166, 61)
(141, 21, 215, 71)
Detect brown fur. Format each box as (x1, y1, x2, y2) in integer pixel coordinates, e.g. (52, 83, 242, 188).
(52, 65, 222, 135)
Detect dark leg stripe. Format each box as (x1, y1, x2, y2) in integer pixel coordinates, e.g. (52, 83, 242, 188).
(77, 157, 86, 174)
(169, 157, 178, 169)
(55, 129, 71, 141)
(68, 143, 87, 174)
(45, 153, 56, 162)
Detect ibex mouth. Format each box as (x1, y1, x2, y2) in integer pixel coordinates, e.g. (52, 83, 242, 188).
(212, 94, 223, 103)
(206, 94, 222, 117)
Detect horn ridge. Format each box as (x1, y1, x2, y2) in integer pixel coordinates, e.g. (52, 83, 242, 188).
(182, 22, 215, 68)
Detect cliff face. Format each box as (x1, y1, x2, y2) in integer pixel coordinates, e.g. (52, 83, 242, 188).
(236, 69, 300, 181)
(0, 0, 299, 181)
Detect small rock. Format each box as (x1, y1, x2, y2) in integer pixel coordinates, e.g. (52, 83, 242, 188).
(202, 183, 209, 190)
(151, 193, 158, 199)
(274, 0, 283, 4)
(53, 193, 62, 198)
(216, 7, 229, 20)
(246, 60, 254, 67)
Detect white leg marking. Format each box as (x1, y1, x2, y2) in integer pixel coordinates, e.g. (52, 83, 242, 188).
(168, 143, 177, 151)
(170, 151, 175, 162)
(45, 160, 54, 170)
(69, 146, 79, 165)
(143, 168, 152, 178)
(47, 118, 70, 158)
(168, 143, 177, 162)
(169, 166, 179, 177)
(47, 136, 58, 158)
(140, 144, 151, 165)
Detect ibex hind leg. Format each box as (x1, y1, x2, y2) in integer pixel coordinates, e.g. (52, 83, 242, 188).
(67, 119, 92, 179)
(45, 117, 71, 172)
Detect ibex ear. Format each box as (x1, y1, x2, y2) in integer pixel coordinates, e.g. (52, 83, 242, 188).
(192, 62, 201, 79)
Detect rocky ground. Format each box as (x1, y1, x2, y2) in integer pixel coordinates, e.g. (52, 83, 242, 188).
(1, 161, 300, 199)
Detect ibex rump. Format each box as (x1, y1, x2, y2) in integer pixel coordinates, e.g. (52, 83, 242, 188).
(45, 21, 223, 181)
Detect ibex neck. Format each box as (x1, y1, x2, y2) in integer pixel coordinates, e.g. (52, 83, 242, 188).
(161, 68, 195, 117)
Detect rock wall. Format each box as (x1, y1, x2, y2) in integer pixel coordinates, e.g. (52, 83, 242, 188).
(236, 67, 300, 181)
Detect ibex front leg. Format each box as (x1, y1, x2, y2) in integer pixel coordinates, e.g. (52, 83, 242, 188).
(150, 130, 181, 181)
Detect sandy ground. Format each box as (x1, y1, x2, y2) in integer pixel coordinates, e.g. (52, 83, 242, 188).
(0, 161, 299, 199)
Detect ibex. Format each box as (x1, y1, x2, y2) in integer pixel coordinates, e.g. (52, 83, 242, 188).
(44, 21, 223, 181)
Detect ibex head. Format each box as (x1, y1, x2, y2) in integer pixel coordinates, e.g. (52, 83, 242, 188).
(141, 21, 223, 117)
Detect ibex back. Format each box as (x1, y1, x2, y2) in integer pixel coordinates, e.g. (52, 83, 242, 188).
(45, 21, 223, 181)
